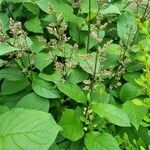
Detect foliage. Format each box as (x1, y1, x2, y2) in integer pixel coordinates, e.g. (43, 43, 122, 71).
(0, 0, 150, 149)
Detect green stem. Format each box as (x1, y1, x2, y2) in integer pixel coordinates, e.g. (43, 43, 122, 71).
(87, 0, 91, 53)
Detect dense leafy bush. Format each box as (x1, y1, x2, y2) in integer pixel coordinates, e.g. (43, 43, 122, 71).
(0, 0, 150, 149)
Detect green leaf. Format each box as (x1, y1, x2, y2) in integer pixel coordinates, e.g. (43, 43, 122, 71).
(1, 79, 29, 95)
(56, 81, 87, 104)
(24, 2, 40, 15)
(85, 132, 120, 150)
(123, 72, 141, 82)
(0, 105, 9, 115)
(123, 100, 148, 130)
(78, 53, 98, 75)
(39, 71, 62, 83)
(36, 0, 84, 24)
(30, 36, 46, 53)
(0, 68, 25, 81)
(102, 44, 121, 69)
(0, 12, 9, 33)
(81, 0, 99, 13)
(59, 109, 84, 141)
(84, 35, 98, 50)
(67, 68, 88, 84)
(101, 5, 121, 15)
(69, 141, 83, 150)
(138, 126, 150, 145)
(24, 17, 43, 33)
(17, 92, 49, 112)
(92, 102, 130, 127)
(0, 108, 61, 150)
(68, 23, 84, 43)
(34, 52, 54, 72)
(0, 42, 19, 56)
(117, 11, 137, 44)
(120, 82, 143, 102)
(0, 89, 30, 108)
(91, 83, 112, 103)
(32, 77, 60, 99)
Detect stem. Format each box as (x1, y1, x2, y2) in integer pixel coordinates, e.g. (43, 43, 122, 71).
(87, 0, 91, 53)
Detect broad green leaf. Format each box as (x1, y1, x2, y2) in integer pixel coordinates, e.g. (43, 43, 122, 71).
(132, 99, 145, 106)
(123, 72, 141, 82)
(69, 141, 83, 150)
(78, 44, 119, 75)
(24, 2, 40, 15)
(85, 132, 120, 150)
(18, 53, 30, 68)
(92, 102, 130, 127)
(84, 35, 98, 50)
(56, 81, 87, 104)
(32, 77, 60, 99)
(0, 42, 19, 56)
(78, 53, 98, 75)
(1, 79, 30, 95)
(34, 52, 53, 72)
(0, 89, 31, 108)
(59, 109, 84, 141)
(17, 92, 49, 112)
(50, 43, 74, 58)
(41, 14, 56, 24)
(36, 0, 84, 24)
(123, 100, 148, 130)
(39, 71, 62, 83)
(12, 3, 23, 18)
(101, 5, 121, 15)
(25, 17, 43, 33)
(120, 82, 143, 102)
(138, 126, 150, 145)
(67, 68, 88, 84)
(30, 36, 46, 53)
(0, 12, 9, 33)
(126, 62, 144, 73)
(81, 0, 99, 13)
(0, 108, 61, 150)
(91, 83, 112, 103)
(68, 23, 87, 43)
(0, 68, 25, 81)
(117, 11, 137, 44)
(0, 105, 9, 115)
(102, 44, 121, 69)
